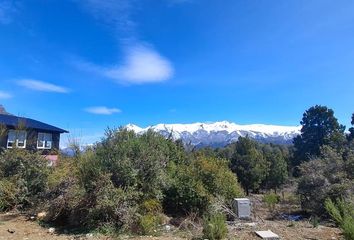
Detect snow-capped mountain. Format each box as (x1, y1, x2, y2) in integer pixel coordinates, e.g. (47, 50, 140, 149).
(126, 121, 301, 147)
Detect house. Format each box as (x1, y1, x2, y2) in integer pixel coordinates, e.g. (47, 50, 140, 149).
(0, 113, 68, 154)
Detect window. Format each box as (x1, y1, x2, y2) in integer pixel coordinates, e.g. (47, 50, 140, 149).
(37, 132, 52, 149)
(7, 130, 16, 148)
(17, 131, 26, 148)
(7, 130, 27, 148)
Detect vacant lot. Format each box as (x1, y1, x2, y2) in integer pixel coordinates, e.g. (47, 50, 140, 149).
(0, 194, 343, 240)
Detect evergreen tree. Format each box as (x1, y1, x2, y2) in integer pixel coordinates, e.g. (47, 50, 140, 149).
(263, 147, 288, 193)
(348, 113, 354, 141)
(293, 105, 345, 166)
(230, 137, 269, 195)
(343, 141, 354, 179)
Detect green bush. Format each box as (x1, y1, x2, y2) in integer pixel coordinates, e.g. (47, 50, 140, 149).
(87, 174, 140, 228)
(164, 162, 210, 215)
(325, 199, 354, 240)
(0, 149, 49, 210)
(94, 128, 181, 200)
(44, 128, 242, 234)
(0, 179, 22, 211)
(194, 155, 243, 201)
(164, 155, 243, 216)
(140, 199, 162, 215)
(138, 199, 163, 235)
(202, 213, 228, 240)
(45, 128, 181, 233)
(297, 146, 352, 215)
(47, 155, 76, 189)
(263, 193, 280, 212)
(45, 169, 140, 230)
(139, 214, 161, 235)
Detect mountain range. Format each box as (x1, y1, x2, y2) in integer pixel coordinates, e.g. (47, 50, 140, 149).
(125, 121, 301, 147)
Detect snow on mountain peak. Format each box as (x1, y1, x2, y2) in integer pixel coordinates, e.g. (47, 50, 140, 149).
(125, 123, 143, 132)
(125, 121, 301, 147)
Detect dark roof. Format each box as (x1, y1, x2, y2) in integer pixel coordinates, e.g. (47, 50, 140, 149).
(0, 114, 68, 133)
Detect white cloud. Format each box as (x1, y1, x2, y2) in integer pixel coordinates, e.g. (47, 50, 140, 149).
(104, 45, 174, 84)
(75, 44, 174, 84)
(84, 106, 121, 115)
(17, 79, 70, 93)
(0, 90, 12, 99)
(75, 1, 175, 84)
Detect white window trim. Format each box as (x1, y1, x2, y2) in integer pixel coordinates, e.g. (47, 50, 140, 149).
(7, 130, 16, 148)
(37, 132, 53, 150)
(16, 139, 27, 148)
(7, 130, 27, 149)
(6, 142, 14, 148)
(37, 133, 45, 149)
(6, 137, 15, 149)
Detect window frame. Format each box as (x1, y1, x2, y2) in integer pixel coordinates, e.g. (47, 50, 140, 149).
(7, 130, 27, 149)
(37, 132, 53, 150)
(6, 130, 16, 148)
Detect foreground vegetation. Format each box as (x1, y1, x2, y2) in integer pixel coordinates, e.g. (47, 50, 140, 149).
(0, 128, 244, 236)
(0, 105, 353, 239)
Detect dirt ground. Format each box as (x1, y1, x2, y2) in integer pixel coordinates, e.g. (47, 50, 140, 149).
(0, 213, 185, 240)
(228, 219, 342, 240)
(0, 194, 343, 240)
(0, 212, 342, 240)
(0, 213, 68, 240)
(230, 194, 343, 240)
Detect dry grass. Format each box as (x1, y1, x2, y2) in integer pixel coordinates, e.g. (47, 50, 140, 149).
(0, 193, 344, 240)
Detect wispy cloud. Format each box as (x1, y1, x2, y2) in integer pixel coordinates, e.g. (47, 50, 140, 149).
(17, 79, 70, 93)
(0, 0, 18, 24)
(74, 0, 175, 84)
(84, 106, 121, 115)
(0, 90, 12, 99)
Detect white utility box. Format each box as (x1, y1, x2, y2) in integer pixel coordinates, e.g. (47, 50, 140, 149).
(233, 198, 251, 218)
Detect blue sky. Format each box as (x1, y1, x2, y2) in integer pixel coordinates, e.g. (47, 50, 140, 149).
(0, 0, 354, 145)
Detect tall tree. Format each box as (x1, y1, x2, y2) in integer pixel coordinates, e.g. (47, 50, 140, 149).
(343, 141, 354, 179)
(293, 105, 345, 166)
(230, 137, 269, 195)
(348, 113, 354, 141)
(263, 147, 288, 193)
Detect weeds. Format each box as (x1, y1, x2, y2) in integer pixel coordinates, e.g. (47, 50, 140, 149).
(202, 213, 228, 240)
(263, 193, 280, 212)
(325, 198, 354, 240)
(310, 215, 319, 228)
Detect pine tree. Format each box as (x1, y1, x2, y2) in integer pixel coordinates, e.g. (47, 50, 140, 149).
(230, 137, 269, 195)
(348, 113, 354, 141)
(264, 148, 288, 193)
(293, 105, 345, 166)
